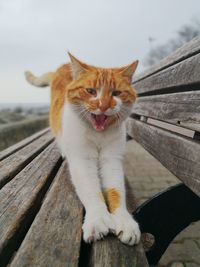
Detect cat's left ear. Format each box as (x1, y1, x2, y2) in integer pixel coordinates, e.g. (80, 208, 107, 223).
(68, 52, 90, 79)
(118, 60, 139, 81)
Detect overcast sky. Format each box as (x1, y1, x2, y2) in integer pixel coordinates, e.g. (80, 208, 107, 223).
(0, 0, 200, 104)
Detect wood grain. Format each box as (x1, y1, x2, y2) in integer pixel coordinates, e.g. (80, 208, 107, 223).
(10, 161, 83, 267)
(134, 36, 200, 83)
(0, 131, 53, 189)
(0, 142, 61, 267)
(133, 53, 200, 95)
(0, 128, 49, 161)
(126, 118, 200, 196)
(132, 91, 200, 132)
(89, 237, 148, 267)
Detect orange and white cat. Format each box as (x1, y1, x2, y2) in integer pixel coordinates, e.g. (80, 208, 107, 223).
(25, 53, 140, 245)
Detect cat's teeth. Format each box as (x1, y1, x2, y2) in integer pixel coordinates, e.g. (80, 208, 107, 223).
(91, 114, 108, 131)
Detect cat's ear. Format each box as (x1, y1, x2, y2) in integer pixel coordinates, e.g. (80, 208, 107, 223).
(118, 60, 139, 81)
(68, 52, 90, 79)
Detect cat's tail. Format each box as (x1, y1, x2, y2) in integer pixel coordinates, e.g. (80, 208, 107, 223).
(24, 71, 55, 87)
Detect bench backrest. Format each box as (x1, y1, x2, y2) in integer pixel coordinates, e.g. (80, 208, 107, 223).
(127, 36, 200, 197)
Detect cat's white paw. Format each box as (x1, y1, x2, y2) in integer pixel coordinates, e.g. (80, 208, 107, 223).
(112, 210, 141, 246)
(82, 209, 115, 243)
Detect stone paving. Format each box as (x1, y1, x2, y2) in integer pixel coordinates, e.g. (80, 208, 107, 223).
(124, 140, 200, 267)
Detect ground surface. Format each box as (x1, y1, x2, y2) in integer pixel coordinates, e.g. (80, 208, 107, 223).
(124, 140, 200, 267)
(0, 106, 49, 151)
(0, 105, 48, 126)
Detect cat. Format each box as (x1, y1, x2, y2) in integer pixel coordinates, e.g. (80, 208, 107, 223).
(25, 53, 141, 246)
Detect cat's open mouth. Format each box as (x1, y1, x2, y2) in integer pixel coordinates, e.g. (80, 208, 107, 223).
(91, 114, 108, 131)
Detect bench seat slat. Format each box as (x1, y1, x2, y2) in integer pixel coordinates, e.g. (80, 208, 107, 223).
(134, 36, 200, 83)
(126, 118, 200, 196)
(10, 161, 83, 267)
(0, 131, 53, 189)
(0, 142, 61, 267)
(132, 91, 200, 132)
(133, 53, 200, 95)
(90, 236, 148, 267)
(0, 128, 49, 161)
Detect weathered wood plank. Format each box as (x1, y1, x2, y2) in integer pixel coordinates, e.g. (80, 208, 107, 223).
(0, 131, 53, 189)
(0, 142, 61, 267)
(89, 238, 148, 267)
(0, 128, 49, 161)
(10, 161, 83, 267)
(126, 118, 200, 196)
(146, 119, 194, 139)
(134, 36, 200, 83)
(132, 91, 200, 132)
(133, 53, 200, 95)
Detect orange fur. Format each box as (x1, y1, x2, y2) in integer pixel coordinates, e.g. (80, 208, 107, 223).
(103, 188, 121, 213)
(50, 64, 72, 134)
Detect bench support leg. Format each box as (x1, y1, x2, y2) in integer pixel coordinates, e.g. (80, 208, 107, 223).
(133, 183, 200, 267)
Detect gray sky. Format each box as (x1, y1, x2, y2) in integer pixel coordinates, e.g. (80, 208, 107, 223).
(0, 0, 200, 103)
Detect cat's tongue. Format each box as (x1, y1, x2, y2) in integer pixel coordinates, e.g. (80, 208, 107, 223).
(92, 114, 108, 131)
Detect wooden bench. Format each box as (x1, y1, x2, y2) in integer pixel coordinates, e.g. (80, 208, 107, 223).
(127, 36, 200, 266)
(0, 128, 148, 267)
(0, 36, 200, 267)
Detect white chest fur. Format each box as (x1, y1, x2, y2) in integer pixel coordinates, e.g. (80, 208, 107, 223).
(57, 102, 126, 160)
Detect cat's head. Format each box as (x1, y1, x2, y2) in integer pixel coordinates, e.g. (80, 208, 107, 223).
(66, 53, 138, 132)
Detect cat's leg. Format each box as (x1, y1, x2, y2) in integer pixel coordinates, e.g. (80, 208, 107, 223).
(99, 154, 141, 246)
(55, 136, 66, 159)
(66, 153, 115, 243)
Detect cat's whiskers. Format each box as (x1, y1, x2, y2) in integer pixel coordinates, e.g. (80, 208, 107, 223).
(78, 109, 90, 121)
(71, 105, 90, 121)
(114, 113, 121, 128)
(118, 106, 130, 122)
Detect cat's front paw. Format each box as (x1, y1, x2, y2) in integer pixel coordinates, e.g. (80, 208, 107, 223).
(82, 209, 115, 243)
(112, 209, 141, 246)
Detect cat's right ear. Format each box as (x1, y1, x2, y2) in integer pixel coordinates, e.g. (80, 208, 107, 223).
(68, 52, 90, 79)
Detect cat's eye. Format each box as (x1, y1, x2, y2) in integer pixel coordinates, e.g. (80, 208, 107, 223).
(86, 88, 97, 95)
(112, 90, 121, 96)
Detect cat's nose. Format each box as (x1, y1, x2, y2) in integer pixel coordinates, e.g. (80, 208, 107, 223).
(99, 102, 109, 113)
